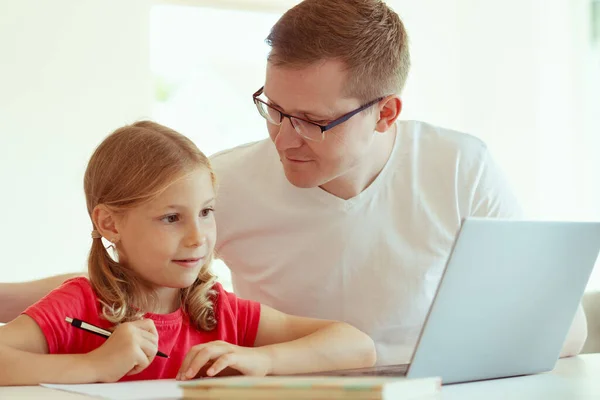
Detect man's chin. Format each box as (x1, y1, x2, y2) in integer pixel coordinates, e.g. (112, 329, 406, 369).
(283, 169, 322, 189)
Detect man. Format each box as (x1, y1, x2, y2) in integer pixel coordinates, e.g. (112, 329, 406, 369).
(0, 0, 587, 363)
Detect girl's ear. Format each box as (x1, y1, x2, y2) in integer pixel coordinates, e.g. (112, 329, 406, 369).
(92, 205, 121, 243)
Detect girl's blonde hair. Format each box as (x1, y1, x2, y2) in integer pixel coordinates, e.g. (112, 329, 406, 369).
(84, 121, 217, 331)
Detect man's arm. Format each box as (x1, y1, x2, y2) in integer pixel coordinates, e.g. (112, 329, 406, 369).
(468, 146, 588, 357)
(0, 273, 84, 323)
(559, 304, 587, 358)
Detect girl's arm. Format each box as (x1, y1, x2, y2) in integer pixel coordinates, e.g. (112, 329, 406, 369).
(253, 304, 376, 374)
(0, 315, 160, 385)
(178, 304, 376, 379)
(0, 315, 98, 385)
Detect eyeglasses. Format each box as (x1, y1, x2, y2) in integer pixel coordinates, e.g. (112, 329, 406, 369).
(252, 86, 385, 142)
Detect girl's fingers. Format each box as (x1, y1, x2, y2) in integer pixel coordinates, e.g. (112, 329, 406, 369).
(134, 318, 159, 337)
(177, 342, 232, 380)
(139, 329, 159, 346)
(177, 345, 203, 379)
(139, 335, 158, 362)
(127, 346, 153, 376)
(206, 353, 236, 377)
(183, 348, 220, 380)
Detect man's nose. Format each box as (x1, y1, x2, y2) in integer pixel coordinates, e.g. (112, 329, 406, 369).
(272, 117, 303, 151)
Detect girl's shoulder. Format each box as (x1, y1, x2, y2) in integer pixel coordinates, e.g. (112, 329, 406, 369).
(60, 275, 93, 291)
(211, 281, 259, 307)
(210, 282, 261, 339)
(22, 276, 104, 354)
(211, 282, 236, 311)
(26, 276, 100, 318)
(55, 276, 98, 302)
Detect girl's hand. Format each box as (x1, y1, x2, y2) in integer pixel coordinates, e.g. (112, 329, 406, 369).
(176, 341, 271, 380)
(86, 319, 159, 382)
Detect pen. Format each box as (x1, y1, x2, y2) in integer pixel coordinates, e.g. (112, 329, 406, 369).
(65, 317, 169, 358)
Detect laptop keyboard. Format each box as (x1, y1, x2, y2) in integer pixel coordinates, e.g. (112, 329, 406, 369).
(299, 364, 410, 377)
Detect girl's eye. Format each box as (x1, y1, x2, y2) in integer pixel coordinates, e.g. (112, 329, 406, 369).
(161, 214, 180, 223)
(201, 208, 214, 218)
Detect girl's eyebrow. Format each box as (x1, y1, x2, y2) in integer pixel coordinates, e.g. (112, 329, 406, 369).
(163, 198, 215, 210)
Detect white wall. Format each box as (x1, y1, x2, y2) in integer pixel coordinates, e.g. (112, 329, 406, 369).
(0, 0, 598, 286)
(393, 0, 599, 222)
(0, 0, 152, 281)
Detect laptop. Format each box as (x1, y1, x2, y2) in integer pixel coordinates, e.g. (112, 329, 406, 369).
(311, 218, 600, 384)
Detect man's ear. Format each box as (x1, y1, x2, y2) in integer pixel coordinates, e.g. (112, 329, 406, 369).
(375, 96, 402, 133)
(92, 205, 121, 243)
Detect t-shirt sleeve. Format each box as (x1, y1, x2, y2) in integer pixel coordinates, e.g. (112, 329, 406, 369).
(215, 283, 261, 348)
(22, 277, 99, 354)
(466, 146, 525, 219)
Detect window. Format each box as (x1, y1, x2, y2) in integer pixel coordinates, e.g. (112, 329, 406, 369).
(150, 5, 280, 155)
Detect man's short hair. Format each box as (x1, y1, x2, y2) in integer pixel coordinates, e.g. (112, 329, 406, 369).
(266, 0, 411, 102)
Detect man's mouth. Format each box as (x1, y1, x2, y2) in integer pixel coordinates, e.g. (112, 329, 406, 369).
(284, 156, 312, 163)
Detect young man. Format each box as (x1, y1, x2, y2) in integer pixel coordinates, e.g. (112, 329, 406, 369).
(0, 0, 587, 364)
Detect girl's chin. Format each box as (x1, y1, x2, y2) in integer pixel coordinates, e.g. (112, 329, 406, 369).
(172, 274, 202, 289)
(150, 276, 199, 291)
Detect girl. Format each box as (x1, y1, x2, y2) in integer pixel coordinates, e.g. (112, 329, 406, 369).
(0, 121, 376, 385)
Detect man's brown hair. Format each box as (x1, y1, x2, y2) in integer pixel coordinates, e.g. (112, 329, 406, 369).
(266, 0, 410, 102)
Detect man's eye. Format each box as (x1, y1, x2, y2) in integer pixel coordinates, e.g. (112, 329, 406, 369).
(201, 208, 214, 217)
(161, 214, 180, 223)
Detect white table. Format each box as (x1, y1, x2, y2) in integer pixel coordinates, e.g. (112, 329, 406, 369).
(2, 353, 599, 399)
(442, 353, 600, 399)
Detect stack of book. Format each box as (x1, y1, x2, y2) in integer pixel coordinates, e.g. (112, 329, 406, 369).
(179, 375, 441, 399)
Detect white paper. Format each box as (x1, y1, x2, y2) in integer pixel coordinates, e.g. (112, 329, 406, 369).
(41, 379, 183, 399)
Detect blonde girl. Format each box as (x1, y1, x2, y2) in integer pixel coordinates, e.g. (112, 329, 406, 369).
(0, 121, 375, 385)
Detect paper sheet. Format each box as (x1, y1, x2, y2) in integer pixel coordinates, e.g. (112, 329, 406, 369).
(41, 379, 183, 399)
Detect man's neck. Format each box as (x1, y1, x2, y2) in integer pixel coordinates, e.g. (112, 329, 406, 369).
(320, 124, 397, 200)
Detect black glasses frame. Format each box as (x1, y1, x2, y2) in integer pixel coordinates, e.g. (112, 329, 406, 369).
(252, 86, 385, 135)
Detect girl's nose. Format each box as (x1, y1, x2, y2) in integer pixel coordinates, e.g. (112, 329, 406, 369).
(186, 226, 207, 248)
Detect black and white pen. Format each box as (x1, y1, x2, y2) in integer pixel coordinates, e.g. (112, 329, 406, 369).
(65, 317, 169, 358)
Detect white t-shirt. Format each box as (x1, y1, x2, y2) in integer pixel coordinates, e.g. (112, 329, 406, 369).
(210, 120, 522, 365)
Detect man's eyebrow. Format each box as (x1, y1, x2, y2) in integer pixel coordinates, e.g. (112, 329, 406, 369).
(264, 92, 335, 120)
(202, 197, 216, 206)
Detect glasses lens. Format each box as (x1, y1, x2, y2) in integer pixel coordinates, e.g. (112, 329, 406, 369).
(255, 101, 282, 125)
(290, 118, 323, 141)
